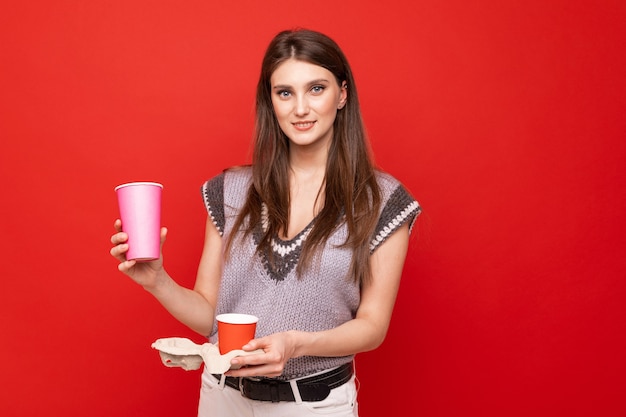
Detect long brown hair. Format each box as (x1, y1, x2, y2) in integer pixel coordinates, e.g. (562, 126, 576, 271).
(227, 28, 381, 285)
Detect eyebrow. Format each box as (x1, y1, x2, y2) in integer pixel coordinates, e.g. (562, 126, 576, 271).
(272, 78, 331, 90)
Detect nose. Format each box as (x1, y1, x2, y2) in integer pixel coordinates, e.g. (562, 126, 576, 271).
(294, 95, 310, 116)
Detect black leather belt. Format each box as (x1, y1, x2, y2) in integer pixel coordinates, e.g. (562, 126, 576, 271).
(213, 362, 353, 402)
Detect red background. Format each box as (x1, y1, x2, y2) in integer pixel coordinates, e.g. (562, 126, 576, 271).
(1, 1, 625, 416)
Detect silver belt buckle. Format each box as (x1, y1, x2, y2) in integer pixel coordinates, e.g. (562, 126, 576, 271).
(238, 377, 245, 396)
(238, 377, 260, 396)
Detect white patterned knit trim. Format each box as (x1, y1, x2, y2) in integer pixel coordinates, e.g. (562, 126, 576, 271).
(271, 227, 312, 257)
(369, 200, 420, 251)
(262, 203, 312, 258)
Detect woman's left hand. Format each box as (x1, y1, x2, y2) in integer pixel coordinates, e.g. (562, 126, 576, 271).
(225, 332, 297, 378)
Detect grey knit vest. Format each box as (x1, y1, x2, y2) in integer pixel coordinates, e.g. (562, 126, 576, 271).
(201, 166, 420, 379)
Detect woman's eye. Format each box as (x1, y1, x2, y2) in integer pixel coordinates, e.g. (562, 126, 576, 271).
(311, 85, 325, 94)
(277, 90, 291, 98)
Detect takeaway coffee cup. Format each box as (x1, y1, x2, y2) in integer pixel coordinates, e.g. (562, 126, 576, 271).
(115, 181, 163, 261)
(216, 313, 259, 355)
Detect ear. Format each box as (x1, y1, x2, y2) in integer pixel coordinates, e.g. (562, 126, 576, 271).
(338, 81, 348, 109)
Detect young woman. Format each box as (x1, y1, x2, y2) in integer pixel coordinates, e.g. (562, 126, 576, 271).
(110, 28, 421, 417)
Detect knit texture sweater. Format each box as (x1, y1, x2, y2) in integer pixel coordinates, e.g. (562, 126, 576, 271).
(201, 166, 421, 379)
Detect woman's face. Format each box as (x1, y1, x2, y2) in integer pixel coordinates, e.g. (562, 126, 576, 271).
(270, 58, 347, 151)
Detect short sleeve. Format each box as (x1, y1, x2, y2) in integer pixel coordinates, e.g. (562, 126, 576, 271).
(370, 184, 421, 253)
(201, 173, 225, 236)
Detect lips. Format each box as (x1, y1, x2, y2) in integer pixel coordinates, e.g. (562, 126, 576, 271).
(292, 121, 316, 131)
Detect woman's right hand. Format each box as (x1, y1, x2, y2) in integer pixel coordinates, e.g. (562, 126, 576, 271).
(109, 219, 168, 290)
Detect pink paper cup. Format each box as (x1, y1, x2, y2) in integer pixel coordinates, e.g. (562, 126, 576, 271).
(115, 182, 163, 261)
(216, 313, 259, 355)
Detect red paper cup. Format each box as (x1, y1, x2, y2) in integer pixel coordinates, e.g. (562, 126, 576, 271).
(216, 313, 259, 354)
(115, 182, 163, 261)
